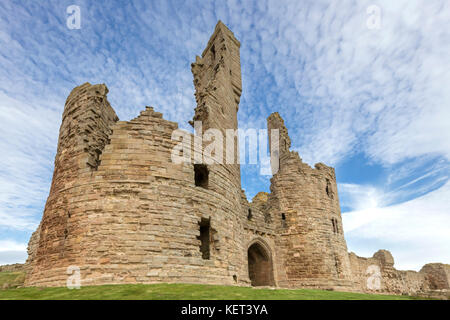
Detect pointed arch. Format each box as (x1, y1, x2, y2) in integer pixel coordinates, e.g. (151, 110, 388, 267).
(247, 238, 275, 286)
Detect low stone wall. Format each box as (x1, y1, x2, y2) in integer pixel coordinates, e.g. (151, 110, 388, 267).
(349, 250, 450, 298)
(0, 263, 25, 273)
(421, 263, 450, 290)
(349, 250, 426, 295)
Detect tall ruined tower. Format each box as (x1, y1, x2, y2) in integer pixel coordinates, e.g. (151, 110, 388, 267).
(267, 113, 353, 289)
(23, 21, 450, 295)
(25, 21, 249, 288)
(190, 20, 242, 189)
(189, 21, 248, 283)
(25, 83, 118, 285)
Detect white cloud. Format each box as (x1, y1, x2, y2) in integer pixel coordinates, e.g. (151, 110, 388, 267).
(0, 0, 449, 270)
(236, 0, 450, 168)
(0, 240, 27, 265)
(339, 183, 382, 211)
(0, 240, 27, 252)
(343, 181, 450, 270)
(0, 91, 58, 231)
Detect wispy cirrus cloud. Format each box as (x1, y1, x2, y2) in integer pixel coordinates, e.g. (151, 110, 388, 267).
(343, 181, 450, 270)
(0, 0, 449, 269)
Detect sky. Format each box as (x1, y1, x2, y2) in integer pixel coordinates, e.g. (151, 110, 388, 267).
(0, 0, 449, 271)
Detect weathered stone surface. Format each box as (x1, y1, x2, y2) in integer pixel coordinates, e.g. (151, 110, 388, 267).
(22, 21, 449, 298)
(421, 263, 450, 290)
(266, 113, 354, 290)
(0, 263, 24, 273)
(348, 251, 450, 298)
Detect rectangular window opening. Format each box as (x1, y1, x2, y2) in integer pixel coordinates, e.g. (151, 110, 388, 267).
(194, 164, 209, 188)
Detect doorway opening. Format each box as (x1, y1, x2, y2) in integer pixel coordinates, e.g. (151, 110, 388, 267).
(247, 241, 274, 286)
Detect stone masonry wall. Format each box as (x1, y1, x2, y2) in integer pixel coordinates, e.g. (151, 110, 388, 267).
(348, 250, 427, 295)
(420, 263, 450, 290)
(25, 102, 252, 287)
(23, 21, 449, 297)
(267, 113, 353, 290)
(25, 83, 118, 286)
(25, 22, 252, 288)
(0, 264, 25, 273)
(348, 251, 450, 298)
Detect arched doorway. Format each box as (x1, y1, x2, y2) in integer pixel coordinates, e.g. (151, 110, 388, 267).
(247, 241, 274, 286)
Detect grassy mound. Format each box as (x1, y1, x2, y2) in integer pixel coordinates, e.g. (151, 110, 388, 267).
(0, 281, 426, 300)
(0, 272, 26, 290)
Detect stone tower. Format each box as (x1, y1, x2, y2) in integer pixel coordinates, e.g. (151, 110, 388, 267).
(25, 83, 118, 284)
(25, 21, 249, 287)
(267, 113, 353, 289)
(190, 20, 242, 189)
(24, 21, 448, 296)
(189, 20, 248, 284)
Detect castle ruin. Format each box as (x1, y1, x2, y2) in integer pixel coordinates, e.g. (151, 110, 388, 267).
(24, 21, 450, 296)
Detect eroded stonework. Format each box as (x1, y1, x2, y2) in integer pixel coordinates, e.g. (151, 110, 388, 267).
(24, 21, 449, 298)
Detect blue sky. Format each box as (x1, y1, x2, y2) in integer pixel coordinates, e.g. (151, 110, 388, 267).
(0, 0, 449, 270)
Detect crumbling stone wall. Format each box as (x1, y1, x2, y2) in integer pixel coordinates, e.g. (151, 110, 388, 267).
(348, 250, 426, 295)
(24, 83, 118, 286)
(349, 250, 450, 298)
(420, 263, 450, 290)
(0, 264, 25, 273)
(267, 113, 353, 290)
(241, 191, 278, 286)
(25, 101, 250, 286)
(23, 223, 40, 273)
(23, 21, 449, 296)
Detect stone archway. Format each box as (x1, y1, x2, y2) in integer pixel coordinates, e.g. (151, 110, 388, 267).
(247, 240, 275, 286)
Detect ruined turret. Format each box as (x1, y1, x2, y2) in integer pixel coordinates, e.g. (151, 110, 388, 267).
(190, 21, 243, 188)
(267, 112, 291, 174)
(23, 21, 448, 297)
(25, 83, 118, 286)
(267, 112, 353, 289)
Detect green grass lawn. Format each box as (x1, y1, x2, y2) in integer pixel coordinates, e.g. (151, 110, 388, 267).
(0, 273, 426, 300)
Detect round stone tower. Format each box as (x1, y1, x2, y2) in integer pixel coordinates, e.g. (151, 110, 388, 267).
(25, 22, 250, 287)
(267, 113, 354, 289)
(24, 83, 118, 285)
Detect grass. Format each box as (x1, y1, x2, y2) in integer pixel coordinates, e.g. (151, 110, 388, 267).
(0, 274, 426, 300)
(0, 272, 26, 290)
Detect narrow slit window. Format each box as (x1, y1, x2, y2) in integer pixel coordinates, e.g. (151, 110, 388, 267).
(281, 213, 287, 227)
(211, 44, 216, 61)
(198, 218, 211, 260)
(326, 179, 333, 199)
(247, 208, 252, 220)
(332, 218, 339, 234)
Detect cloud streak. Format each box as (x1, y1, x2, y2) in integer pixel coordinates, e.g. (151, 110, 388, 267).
(343, 181, 450, 270)
(0, 0, 448, 269)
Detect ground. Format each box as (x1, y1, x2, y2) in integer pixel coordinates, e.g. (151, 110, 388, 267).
(0, 272, 426, 300)
(0, 271, 26, 290)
